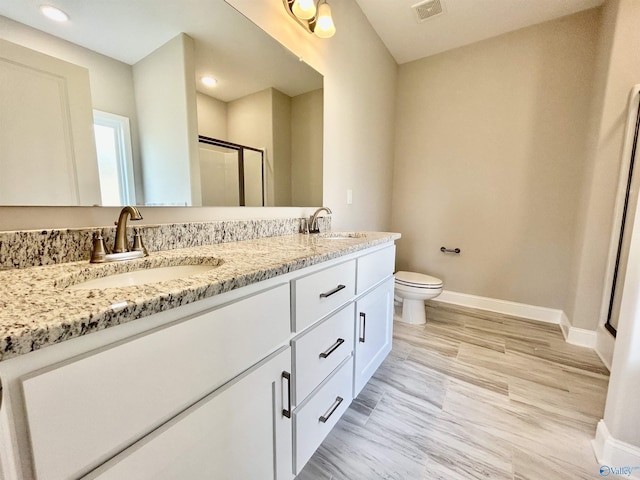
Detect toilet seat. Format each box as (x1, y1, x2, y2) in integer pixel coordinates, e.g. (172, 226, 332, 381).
(394, 271, 443, 289)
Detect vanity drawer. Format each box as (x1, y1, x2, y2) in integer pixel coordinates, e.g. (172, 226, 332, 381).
(293, 356, 353, 474)
(356, 244, 396, 294)
(292, 259, 356, 332)
(20, 284, 290, 480)
(292, 303, 355, 404)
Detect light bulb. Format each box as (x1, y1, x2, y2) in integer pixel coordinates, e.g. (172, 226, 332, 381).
(314, 2, 335, 38)
(40, 5, 69, 22)
(201, 76, 217, 87)
(292, 0, 316, 21)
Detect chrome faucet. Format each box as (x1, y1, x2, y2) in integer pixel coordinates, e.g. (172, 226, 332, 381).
(113, 205, 143, 253)
(309, 207, 332, 234)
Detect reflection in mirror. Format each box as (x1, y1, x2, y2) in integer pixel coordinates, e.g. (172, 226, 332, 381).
(0, 1, 323, 207)
(198, 136, 265, 207)
(93, 110, 136, 206)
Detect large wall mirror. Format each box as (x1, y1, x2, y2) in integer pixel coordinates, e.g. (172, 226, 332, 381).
(0, 0, 323, 207)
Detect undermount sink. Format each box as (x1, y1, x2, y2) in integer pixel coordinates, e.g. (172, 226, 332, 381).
(67, 265, 218, 290)
(319, 232, 368, 239)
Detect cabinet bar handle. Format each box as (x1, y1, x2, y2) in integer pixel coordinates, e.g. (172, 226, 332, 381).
(359, 312, 366, 343)
(319, 284, 346, 298)
(319, 396, 344, 423)
(282, 371, 292, 419)
(319, 338, 345, 359)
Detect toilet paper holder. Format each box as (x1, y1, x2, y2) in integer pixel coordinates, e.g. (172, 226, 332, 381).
(440, 247, 461, 254)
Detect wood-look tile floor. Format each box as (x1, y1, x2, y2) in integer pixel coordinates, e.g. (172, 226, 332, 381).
(296, 302, 610, 480)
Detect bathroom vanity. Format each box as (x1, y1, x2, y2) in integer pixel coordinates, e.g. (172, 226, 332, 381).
(0, 230, 398, 479)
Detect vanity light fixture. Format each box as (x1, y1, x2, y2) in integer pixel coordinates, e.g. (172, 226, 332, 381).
(283, 0, 336, 39)
(201, 76, 217, 87)
(40, 5, 69, 22)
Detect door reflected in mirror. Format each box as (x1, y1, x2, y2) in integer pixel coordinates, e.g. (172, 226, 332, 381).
(0, 1, 323, 207)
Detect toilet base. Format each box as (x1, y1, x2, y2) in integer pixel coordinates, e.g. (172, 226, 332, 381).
(395, 298, 427, 325)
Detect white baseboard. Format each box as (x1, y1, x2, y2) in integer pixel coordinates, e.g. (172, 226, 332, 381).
(593, 420, 640, 477)
(433, 290, 562, 324)
(596, 325, 615, 370)
(433, 290, 603, 350)
(560, 312, 598, 349)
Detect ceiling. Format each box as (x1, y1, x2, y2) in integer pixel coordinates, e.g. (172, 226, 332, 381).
(0, 0, 322, 102)
(0, 0, 606, 96)
(354, 0, 605, 64)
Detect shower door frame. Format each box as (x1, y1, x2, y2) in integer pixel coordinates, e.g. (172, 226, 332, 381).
(601, 88, 640, 338)
(198, 135, 265, 207)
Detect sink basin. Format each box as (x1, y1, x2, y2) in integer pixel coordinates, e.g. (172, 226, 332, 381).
(319, 232, 368, 239)
(68, 265, 218, 290)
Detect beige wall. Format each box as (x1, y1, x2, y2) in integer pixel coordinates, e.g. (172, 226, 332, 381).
(196, 92, 228, 140)
(291, 89, 323, 206)
(133, 33, 200, 206)
(391, 9, 601, 310)
(272, 89, 293, 206)
(226, 0, 397, 231)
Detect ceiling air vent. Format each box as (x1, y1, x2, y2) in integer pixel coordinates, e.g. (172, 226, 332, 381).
(412, 0, 445, 23)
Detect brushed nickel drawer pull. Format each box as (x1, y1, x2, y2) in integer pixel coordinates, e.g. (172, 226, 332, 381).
(282, 371, 292, 418)
(319, 284, 346, 298)
(319, 338, 345, 359)
(319, 396, 344, 423)
(359, 312, 366, 343)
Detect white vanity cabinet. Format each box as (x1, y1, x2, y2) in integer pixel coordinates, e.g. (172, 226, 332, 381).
(0, 283, 294, 480)
(0, 239, 397, 480)
(20, 285, 291, 480)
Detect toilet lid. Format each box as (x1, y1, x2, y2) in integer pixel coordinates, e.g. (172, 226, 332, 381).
(395, 271, 443, 288)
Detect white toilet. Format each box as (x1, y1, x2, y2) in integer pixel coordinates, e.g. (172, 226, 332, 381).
(394, 271, 443, 325)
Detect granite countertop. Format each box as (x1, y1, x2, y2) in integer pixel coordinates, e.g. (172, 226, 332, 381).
(0, 232, 400, 362)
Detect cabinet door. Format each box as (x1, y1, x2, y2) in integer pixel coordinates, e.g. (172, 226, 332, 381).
(84, 347, 293, 480)
(354, 277, 394, 396)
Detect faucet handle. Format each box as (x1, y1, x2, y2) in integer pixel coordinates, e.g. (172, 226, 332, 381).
(300, 218, 309, 234)
(131, 227, 148, 256)
(90, 231, 108, 263)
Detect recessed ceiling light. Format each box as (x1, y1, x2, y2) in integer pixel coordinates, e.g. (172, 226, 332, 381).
(40, 5, 69, 22)
(201, 76, 217, 87)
